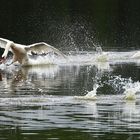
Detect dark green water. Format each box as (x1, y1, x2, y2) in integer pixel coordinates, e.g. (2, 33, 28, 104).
(0, 61, 140, 140)
(0, 0, 140, 140)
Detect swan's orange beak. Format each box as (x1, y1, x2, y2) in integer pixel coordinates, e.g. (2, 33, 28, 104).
(0, 57, 6, 64)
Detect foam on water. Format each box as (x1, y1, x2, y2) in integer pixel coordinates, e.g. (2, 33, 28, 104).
(95, 52, 109, 62)
(28, 54, 68, 66)
(1, 49, 140, 67)
(66, 50, 140, 66)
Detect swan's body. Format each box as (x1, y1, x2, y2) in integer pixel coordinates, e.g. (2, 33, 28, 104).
(0, 38, 67, 66)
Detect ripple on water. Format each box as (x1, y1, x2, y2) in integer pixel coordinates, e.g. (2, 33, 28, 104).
(0, 95, 139, 134)
(0, 53, 140, 139)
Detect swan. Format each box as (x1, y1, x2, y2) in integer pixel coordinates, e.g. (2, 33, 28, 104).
(0, 38, 67, 66)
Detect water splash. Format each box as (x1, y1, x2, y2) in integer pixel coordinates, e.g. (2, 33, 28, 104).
(95, 52, 109, 62)
(84, 84, 99, 99)
(123, 89, 136, 100)
(123, 81, 140, 100)
(78, 74, 139, 101)
(75, 84, 99, 100)
(103, 75, 140, 100)
(28, 53, 68, 66)
(91, 46, 109, 63)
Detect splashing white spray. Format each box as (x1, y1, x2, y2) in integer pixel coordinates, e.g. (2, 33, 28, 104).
(107, 76, 140, 100)
(84, 84, 99, 99)
(74, 84, 99, 100)
(123, 81, 140, 100)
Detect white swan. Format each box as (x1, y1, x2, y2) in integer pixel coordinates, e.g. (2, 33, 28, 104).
(0, 38, 67, 66)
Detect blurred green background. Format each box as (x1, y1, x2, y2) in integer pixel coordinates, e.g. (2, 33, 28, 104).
(0, 0, 140, 51)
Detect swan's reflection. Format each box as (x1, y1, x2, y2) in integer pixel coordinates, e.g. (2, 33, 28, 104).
(0, 65, 82, 95)
(0, 62, 112, 97)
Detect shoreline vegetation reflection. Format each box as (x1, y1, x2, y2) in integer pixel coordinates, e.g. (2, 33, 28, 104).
(0, 0, 140, 51)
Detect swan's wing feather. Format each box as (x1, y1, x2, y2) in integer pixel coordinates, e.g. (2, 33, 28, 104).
(0, 38, 13, 52)
(25, 42, 67, 58)
(0, 38, 9, 49)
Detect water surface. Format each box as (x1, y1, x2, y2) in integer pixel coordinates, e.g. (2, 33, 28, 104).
(0, 51, 140, 140)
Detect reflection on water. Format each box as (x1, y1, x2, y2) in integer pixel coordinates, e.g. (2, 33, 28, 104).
(0, 59, 140, 139)
(0, 65, 81, 96)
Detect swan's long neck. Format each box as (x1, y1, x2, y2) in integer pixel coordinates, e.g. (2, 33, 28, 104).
(11, 44, 29, 65)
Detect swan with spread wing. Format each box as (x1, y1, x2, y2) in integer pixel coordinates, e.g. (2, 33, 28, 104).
(0, 38, 67, 66)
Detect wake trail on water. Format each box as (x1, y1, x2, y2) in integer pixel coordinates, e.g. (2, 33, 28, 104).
(0, 49, 140, 67)
(67, 50, 140, 65)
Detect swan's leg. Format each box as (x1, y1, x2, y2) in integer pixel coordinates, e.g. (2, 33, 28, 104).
(6, 55, 17, 66)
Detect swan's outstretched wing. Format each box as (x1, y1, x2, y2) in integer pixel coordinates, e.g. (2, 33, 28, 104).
(0, 38, 10, 49)
(25, 42, 67, 58)
(0, 38, 13, 51)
